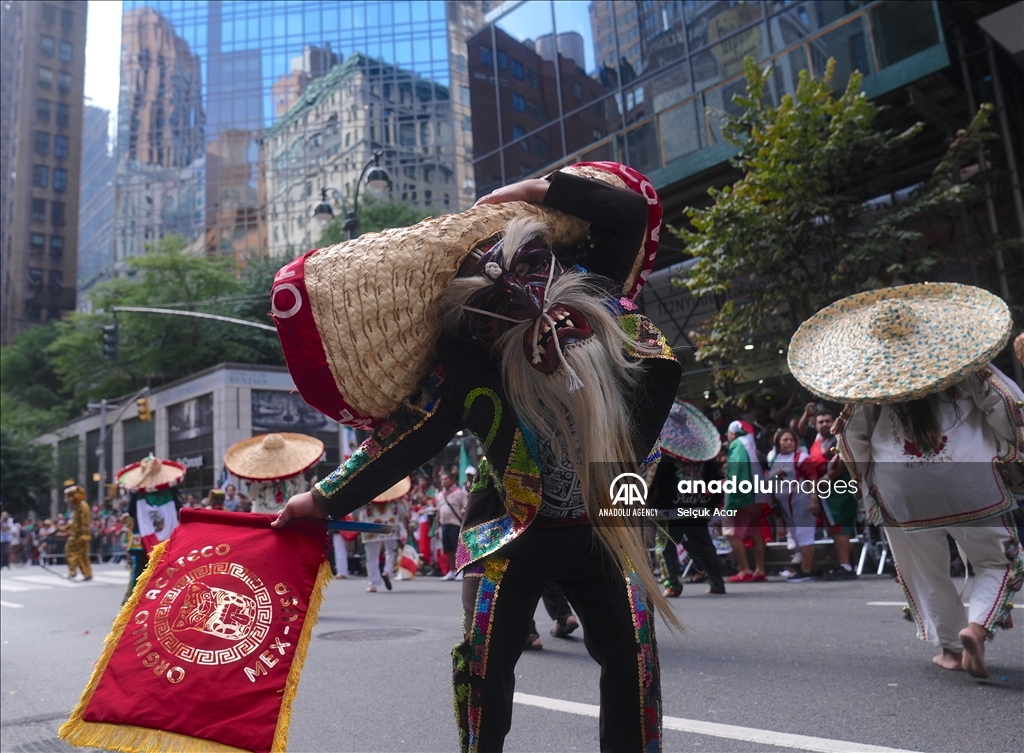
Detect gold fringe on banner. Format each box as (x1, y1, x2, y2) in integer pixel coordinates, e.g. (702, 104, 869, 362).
(269, 558, 333, 752)
(59, 544, 334, 753)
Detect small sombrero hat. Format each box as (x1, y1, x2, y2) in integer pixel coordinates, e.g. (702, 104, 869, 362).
(224, 433, 325, 483)
(788, 283, 1011, 405)
(271, 162, 663, 428)
(371, 476, 412, 503)
(117, 456, 187, 493)
(660, 400, 721, 462)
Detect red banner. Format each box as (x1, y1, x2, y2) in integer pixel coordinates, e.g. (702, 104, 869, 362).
(60, 509, 331, 753)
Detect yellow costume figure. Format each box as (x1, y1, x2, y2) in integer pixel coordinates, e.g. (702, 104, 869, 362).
(63, 486, 93, 581)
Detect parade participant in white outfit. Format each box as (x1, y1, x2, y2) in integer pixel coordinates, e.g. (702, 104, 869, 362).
(790, 283, 1024, 678)
(357, 477, 410, 593)
(222, 433, 324, 515)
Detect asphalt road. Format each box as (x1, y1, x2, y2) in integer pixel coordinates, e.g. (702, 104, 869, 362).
(2, 562, 1022, 753)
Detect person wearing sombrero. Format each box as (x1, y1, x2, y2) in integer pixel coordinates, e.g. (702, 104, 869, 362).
(60, 485, 93, 581)
(223, 433, 324, 515)
(116, 455, 186, 603)
(650, 400, 728, 595)
(356, 477, 411, 592)
(790, 282, 1024, 679)
(270, 162, 681, 751)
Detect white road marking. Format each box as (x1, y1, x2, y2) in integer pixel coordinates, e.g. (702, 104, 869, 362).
(0, 600, 25, 608)
(867, 601, 1022, 608)
(513, 693, 922, 753)
(8, 575, 80, 587)
(0, 582, 43, 592)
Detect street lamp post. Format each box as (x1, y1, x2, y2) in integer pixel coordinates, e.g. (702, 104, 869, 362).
(313, 150, 391, 240)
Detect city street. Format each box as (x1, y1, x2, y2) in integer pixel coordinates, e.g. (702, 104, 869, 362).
(2, 562, 1021, 753)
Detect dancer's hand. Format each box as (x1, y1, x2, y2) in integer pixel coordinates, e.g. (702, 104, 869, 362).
(271, 491, 328, 529)
(474, 178, 549, 206)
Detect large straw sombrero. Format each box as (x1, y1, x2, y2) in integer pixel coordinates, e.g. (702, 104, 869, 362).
(271, 162, 663, 428)
(223, 433, 325, 483)
(660, 400, 721, 462)
(371, 476, 412, 504)
(117, 457, 187, 493)
(788, 283, 1011, 405)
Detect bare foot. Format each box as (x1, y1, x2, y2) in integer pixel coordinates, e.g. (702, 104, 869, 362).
(931, 648, 963, 671)
(959, 623, 990, 678)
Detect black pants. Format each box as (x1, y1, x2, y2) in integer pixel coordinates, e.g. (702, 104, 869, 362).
(453, 524, 661, 752)
(529, 582, 574, 637)
(663, 517, 725, 593)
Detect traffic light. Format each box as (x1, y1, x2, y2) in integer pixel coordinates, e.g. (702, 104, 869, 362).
(104, 483, 119, 501)
(136, 397, 152, 422)
(102, 322, 119, 360)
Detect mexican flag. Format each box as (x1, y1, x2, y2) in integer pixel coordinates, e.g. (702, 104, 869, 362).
(60, 508, 331, 753)
(136, 490, 179, 553)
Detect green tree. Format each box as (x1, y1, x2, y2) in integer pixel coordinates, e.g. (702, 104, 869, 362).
(46, 235, 277, 402)
(0, 425, 54, 517)
(318, 194, 438, 246)
(676, 58, 993, 387)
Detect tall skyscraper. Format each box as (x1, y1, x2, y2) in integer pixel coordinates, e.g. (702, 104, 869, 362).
(97, 0, 497, 287)
(0, 0, 88, 345)
(77, 104, 115, 298)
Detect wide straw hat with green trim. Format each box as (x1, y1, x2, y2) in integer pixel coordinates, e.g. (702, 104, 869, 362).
(788, 282, 1011, 405)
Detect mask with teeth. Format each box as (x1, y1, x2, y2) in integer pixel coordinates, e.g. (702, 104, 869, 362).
(446, 219, 595, 377)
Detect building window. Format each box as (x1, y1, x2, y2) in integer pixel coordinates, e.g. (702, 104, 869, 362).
(527, 100, 543, 120)
(513, 93, 525, 112)
(54, 134, 68, 158)
(38, 67, 53, 88)
(41, 5, 56, 25)
(399, 122, 416, 146)
(33, 165, 49, 188)
(59, 40, 72, 63)
(53, 168, 67, 192)
(31, 199, 47, 223)
(455, 53, 467, 72)
(511, 59, 523, 80)
(60, 9, 73, 31)
(460, 85, 471, 106)
(497, 51, 507, 69)
(480, 46, 493, 66)
(37, 99, 51, 122)
(30, 233, 46, 249)
(28, 268, 43, 288)
(48, 270, 63, 288)
(56, 103, 69, 127)
(574, 83, 582, 99)
(461, 118, 472, 132)
(50, 235, 63, 253)
(41, 35, 55, 56)
(513, 124, 528, 151)
(35, 131, 50, 155)
(51, 201, 65, 225)
(533, 136, 548, 159)
(525, 69, 539, 89)
(57, 71, 71, 94)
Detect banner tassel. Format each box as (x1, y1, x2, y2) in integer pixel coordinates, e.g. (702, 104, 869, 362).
(269, 558, 333, 753)
(58, 541, 245, 753)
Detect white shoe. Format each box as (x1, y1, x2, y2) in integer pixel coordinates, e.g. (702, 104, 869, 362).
(456, 572, 464, 581)
(441, 571, 456, 580)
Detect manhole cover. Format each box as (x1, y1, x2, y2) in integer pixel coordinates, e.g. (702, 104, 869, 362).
(318, 628, 425, 642)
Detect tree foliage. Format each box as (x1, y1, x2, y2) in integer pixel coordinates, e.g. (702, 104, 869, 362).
(0, 425, 55, 517)
(675, 58, 994, 387)
(319, 194, 439, 246)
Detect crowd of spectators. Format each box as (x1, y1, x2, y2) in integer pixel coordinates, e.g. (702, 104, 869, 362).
(1, 507, 131, 569)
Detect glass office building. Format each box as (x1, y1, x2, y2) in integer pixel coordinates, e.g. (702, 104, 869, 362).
(111, 0, 494, 273)
(469, 0, 947, 196)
